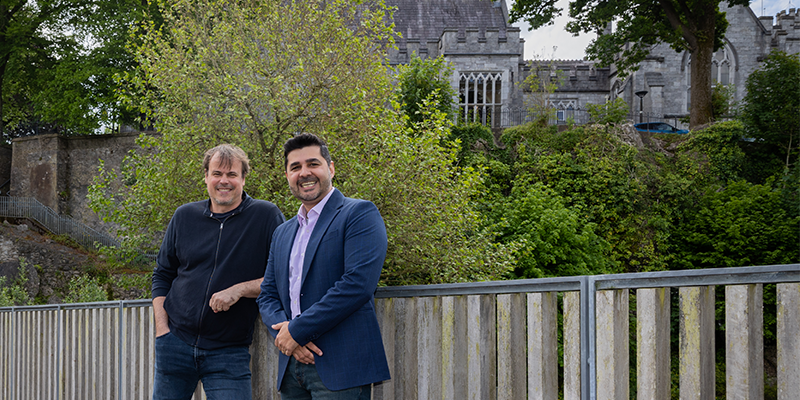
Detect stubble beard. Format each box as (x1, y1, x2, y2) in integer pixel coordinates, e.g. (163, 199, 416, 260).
(212, 185, 237, 207)
(292, 177, 330, 204)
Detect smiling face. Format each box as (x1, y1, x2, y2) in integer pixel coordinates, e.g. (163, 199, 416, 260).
(204, 153, 245, 214)
(285, 145, 335, 213)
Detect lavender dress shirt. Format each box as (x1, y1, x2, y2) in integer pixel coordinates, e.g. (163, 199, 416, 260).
(288, 188, 335, 319)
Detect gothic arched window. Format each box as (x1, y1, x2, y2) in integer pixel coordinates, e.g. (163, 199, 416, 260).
(459, 72, 503, 127)
(685, 42, 735, 112)
(712, 46, 732, 86)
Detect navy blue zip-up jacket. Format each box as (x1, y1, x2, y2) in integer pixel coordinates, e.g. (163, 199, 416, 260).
(152, 193, 285, 350)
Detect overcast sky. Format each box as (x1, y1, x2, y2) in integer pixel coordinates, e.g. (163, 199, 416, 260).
(509, 0, 798, 60)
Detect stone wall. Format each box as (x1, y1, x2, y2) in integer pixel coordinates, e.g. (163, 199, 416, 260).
(10, 135, 65, 212)
(608, 5, 800, 123)
(10, 132, 145, 234)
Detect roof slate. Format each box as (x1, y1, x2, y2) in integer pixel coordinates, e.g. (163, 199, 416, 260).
(385, 0, 509, 43)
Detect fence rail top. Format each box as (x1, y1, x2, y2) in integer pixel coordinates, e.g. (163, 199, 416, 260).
(2, 265, 799, 311)
(374, 264, 800, 298)
(376, 275, 583, 298)
(0, 299, 152, 313)
(594, 263, 800, 290)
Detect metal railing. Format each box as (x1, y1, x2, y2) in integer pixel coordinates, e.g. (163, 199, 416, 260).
(1, 264, 799, 399)
(0, 197, 120, 250)
(467, 107, 688, 130)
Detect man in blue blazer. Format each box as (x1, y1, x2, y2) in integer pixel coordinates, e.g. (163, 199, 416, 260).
(257, 133, 390, 399)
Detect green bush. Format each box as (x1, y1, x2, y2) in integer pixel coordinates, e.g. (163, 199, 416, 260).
(672, 180, 800, 269)
(676, 121, 747, 184)
(395, 54, 456, 127)
(0, 259, 33, 307)
(587, 97, 629, 125)
(511, 125, 671, 272)
(113, 273, 152, 299)
(63, 276, 109, 303)
(486, 181, 614, 278)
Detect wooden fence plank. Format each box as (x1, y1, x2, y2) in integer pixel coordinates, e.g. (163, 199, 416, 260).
(417, 296, 442, 399)
(442, 295, 468, 400)
(527, 292, 557, 400)
(374, 297, 395, 400)
(497, 293, 526, 400)
(726, 284, 763, 399)
(778, 283, 800, 400)
(467, 295, 496, 400)
(679, 286, 715, 400)
(636, 288, 671, 400)
(596, 289, 629, 400)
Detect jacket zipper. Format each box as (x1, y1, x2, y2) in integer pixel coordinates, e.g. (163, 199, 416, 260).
(195, 214, 232, 346)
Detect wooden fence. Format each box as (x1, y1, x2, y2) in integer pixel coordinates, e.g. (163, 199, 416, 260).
(1, 264, 799, 399)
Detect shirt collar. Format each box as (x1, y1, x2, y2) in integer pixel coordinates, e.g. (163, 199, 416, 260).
(296, 187, 336, 225)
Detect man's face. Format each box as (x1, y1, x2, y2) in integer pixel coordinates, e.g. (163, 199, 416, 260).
(285, 145, 335, 212)
(204, 153, 245, 214)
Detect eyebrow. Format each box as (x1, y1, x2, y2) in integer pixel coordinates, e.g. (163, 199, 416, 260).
(288, 158, 322, 168)
(210, 169, 239, 175)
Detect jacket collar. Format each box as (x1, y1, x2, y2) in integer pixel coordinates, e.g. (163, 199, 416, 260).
(203, 191, 252, 218)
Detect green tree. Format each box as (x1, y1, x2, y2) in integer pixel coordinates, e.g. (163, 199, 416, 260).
(741, 51, 800, 169)
(523, 60, 567, 126)
(486, 180, 614, 278)
(394, 54, 456, 127)
(710, 84, 736, 120)
(508, 0, 748, 129)
(500, 123, 671, 273)
(0, 0, 151, 139)
(89, 0, 514, 285)
(672, 180, 800, 269)
(587, 97, 629, 125)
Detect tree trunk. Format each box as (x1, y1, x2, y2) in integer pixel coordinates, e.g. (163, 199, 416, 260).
(687, 8, 718, 130)
(689, 43, 714, 129)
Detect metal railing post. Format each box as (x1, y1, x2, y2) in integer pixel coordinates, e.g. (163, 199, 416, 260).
(580, 276, 598, 400)
(588, 276, 598, 400)
(10, 307, 16, 400)
(57, 305, 62, 400)
(118, 301, 125, 400)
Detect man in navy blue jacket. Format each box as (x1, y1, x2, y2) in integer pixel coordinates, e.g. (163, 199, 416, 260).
(152, 144, 285, 400)
(258, 133, 390, 399)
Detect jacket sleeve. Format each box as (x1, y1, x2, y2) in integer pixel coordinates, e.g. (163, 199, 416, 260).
(152, 212, 180, 298)
(286, 201, 387, 346)
(257, 229, 289, 338)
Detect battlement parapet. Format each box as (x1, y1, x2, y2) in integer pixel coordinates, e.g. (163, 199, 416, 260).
(775, 8, 797, 29)
(770, 8, 800, 53)
(761, 9, 799, 35)
(388, 26, 523, 64)
(439, 27, 523, 56)
(522, 60, 610, 92)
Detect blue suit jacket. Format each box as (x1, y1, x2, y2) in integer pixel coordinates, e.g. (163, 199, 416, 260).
(257, 189, 390, 391)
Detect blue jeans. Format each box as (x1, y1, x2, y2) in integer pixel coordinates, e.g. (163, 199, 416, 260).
(153, 332, 252, 400)
(280, 358, 371, 400)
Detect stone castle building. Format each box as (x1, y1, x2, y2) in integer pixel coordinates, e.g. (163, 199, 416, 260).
(386, 0, 527, 126)
(386, 0, 800, 128)
(2, 1, 798, 235)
